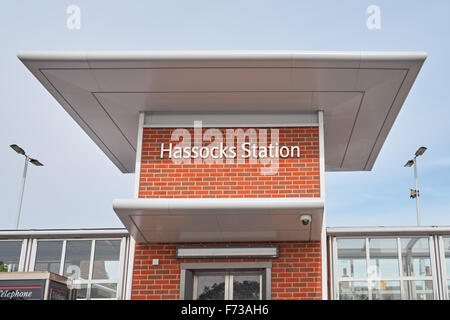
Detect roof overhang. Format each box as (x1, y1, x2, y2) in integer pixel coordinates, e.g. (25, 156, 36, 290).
(18, 51, 426, 172)
(113, 197, 324, 243)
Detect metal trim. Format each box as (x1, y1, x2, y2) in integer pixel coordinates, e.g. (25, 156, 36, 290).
(437, 236, 447, 300)
(116, 237, 126, 300)
(144, 111, 318, 128)
(0, 229, 128, 239)
(181, 262, 272, 270)
(59, 240, 67, 276)
(428, 235, 439, 299)
(86, 240, 96, 300)
(19, 239, 27, 272)
(176, 245, 279, 259)
(17, 50, 428, 64)
(124, 112, 144, 300)
(327, 226, 450, 237)
(115, 197, 324, 211)
(318, 111, 327, 299)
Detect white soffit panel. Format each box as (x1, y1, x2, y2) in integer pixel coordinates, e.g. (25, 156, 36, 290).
(18, 51, 426, 173)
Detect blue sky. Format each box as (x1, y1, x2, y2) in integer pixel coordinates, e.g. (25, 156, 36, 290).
(0, 0, 449, 229)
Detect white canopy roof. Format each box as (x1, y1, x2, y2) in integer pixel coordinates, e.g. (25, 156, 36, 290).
(18, 51, 426, 173)
(113, 197, 324, 243)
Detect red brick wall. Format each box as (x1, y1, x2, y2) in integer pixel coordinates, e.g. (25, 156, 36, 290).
(139, 127, 320, 198)
(132, 242, 322, 300)
(132, 126, 322, 300)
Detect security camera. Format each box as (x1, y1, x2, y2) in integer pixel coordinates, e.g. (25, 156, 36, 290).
(300, 214, 312, 226)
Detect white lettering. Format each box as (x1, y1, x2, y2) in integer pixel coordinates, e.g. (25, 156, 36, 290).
(242, 142, 251, 159)
(161, 123, 303, 175)
(291, 146, 300, 158)
(181, 304, 216, 318)
(162, 141, 300, 159)
(200, 146, 209, 158)
(229, 146, 237, 158)
(160, 143, 172, 158)
(192, 146, 199, 159)
(280, 146, 290, 158)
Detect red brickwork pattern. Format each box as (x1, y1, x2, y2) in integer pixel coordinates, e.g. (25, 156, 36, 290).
(131, 241, 322, 300)
(133, 126, 322, 300)
(139, 127, 320, 198)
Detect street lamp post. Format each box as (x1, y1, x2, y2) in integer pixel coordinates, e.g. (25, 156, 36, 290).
(10, 144, 44, 230)
(404, 146, 427, 226)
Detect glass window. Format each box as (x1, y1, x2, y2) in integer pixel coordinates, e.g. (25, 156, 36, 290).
(191, 270, 265, 300)
(0, 241, 22, 272)
(401, 238, 432, 277)
(447, 280, 450, 298)
(90, 283, 117, 299)
(338, 281, 368, 300)
(34, 241, 63, 274)
(335, 236, 436, 300)
(337, 238, 367, 278)
(444, 238, 450, 300)
(371, 280, 401, 300)
(369, 238, 399, 277)
(404, 280, 434, 300)
(442, 238, 450, 277)
(196, 275, 226, 300)
(92, 240, 121, 281)
(30, 238, 124, 300)
(63, 240, 92, 280)
(73, 284, 88, 299)
(233, 274, 261, 300)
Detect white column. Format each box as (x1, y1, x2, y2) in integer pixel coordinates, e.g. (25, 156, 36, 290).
(318, 111, 328, 300)
(125, 112, 145, 300)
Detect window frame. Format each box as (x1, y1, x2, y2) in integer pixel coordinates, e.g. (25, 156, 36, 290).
(438, 236, 450, 300)
(180, 262, 271, 300)
(31, 239, 64, 274)
(332, 235, 438, 300)
(28, 237, 126, 300)
(192, 270, 263, 300)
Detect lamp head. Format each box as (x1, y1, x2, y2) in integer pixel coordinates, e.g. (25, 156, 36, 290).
(404, 160, 414, 167)
(29, 159, 44, 166)
(415, 146, 427, 157)
(10, 144, 25, 156)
